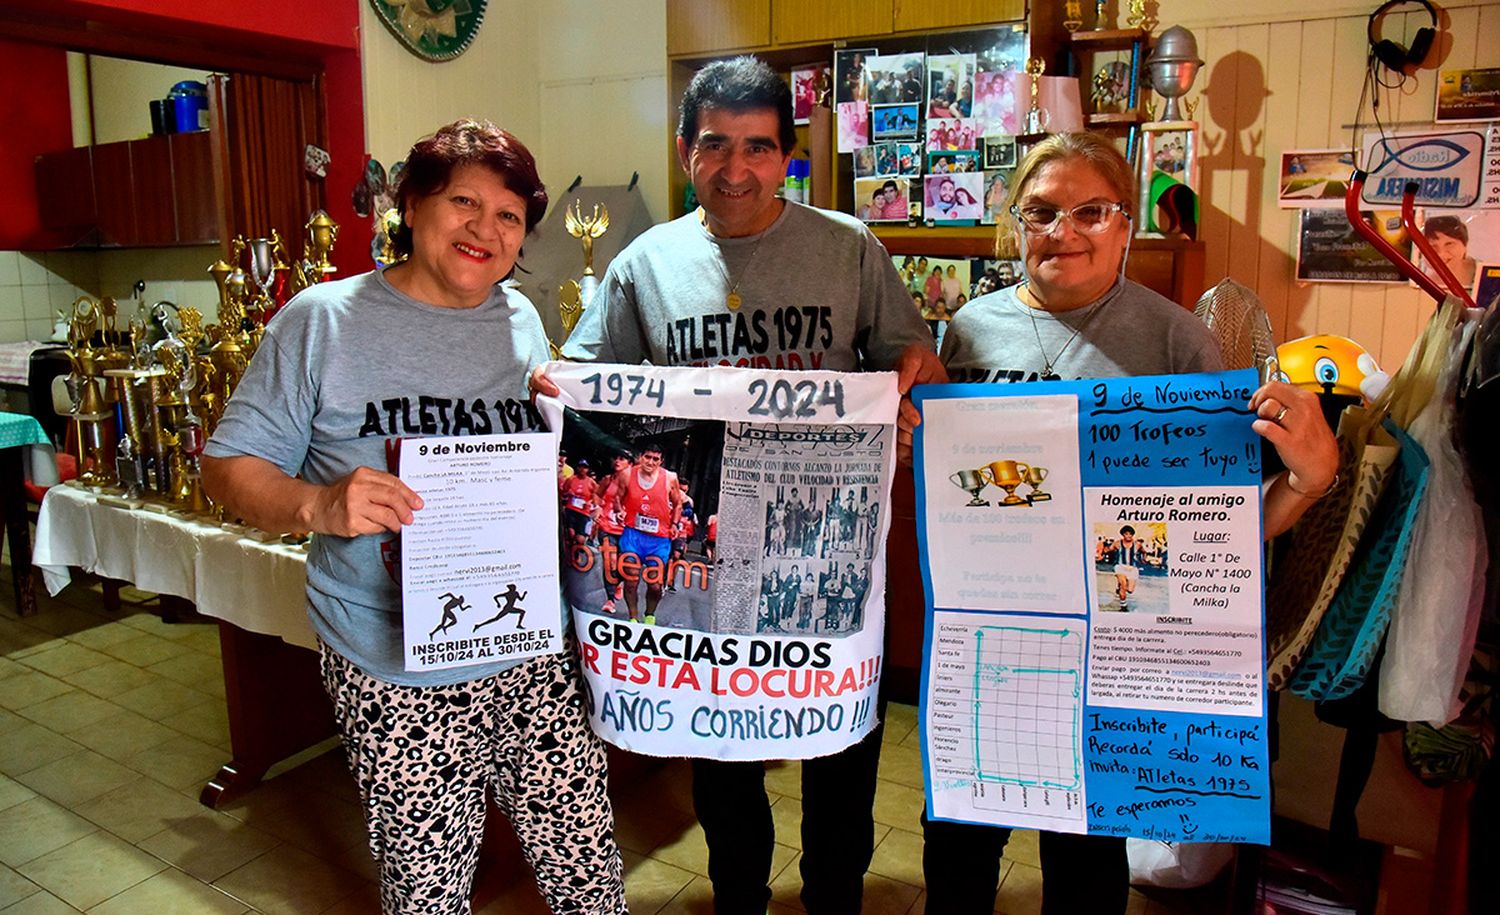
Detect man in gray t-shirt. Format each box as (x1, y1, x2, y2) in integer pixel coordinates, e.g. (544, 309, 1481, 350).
(557, 56, 944, 915)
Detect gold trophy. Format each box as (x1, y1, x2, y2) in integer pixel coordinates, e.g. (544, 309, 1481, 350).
(1023, 58, 1050, 135)
(948, 468, 991, 507)
(1023, 465, 1052, 502)
(303, 209, 339, 283)
(63, 298, 117, 487)
(1125, 0, 1155, 32)
(983, 460, 1032, 506)
(554, 201, 609, 357)
(1063, 0, 1084, 32)
(1093, 0, 1110, 30)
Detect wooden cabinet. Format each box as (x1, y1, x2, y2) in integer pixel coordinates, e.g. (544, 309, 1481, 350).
(771, 0, 892, 45)
(32, 131, 219, 247)
(34, 146, 96, 232)
(893, 0, 1023, 34)
(666, 0, 770, 55)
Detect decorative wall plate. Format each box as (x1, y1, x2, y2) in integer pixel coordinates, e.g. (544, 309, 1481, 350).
(369, 0, 487, 62)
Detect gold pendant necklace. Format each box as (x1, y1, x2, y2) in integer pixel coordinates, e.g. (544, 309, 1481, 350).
(701, 208, 767, 311)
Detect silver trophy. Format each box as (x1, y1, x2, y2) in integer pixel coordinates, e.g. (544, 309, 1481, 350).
(949, 469, 991, 507)
(1146, 26, 1204, 122)
(247, 238, 276, 318)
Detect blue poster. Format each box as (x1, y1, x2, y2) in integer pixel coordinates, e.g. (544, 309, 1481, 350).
(913, 369, 1271, 844)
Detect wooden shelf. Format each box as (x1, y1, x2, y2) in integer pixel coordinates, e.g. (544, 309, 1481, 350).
(1065, 26, 1149, 49)
(1087, 111, 1149, 126)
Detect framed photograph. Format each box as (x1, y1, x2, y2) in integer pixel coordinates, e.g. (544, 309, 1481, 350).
(973, 70, 1023, 136)
(866, 52, 925, 105)
(924, 173, 985, 223)
(871, 103, 920, 140)
(1411, 208, 1499, 298)
(927, 53, 977, 119)
(792, 65, 828, 125)
(854, 176, 913, 223)
(899, 255, 974, 310)
(982, 169, 1014, 225)
(854, 143, 899, 178)
(896, 142, 923, 176)
(926, 150, 981, 174)
(1296, 210, 1409, 284)
(1436, 67, 1500, 122)
(1137, 124, 1199, 235)
(834, 48, 876, 104)
(836, 101, 870, 153)
(970, 257, 1024, 296)
(982, 134, 1017, 169)
(926, 117, 978, 152)
(1277, 149, 1356, 208)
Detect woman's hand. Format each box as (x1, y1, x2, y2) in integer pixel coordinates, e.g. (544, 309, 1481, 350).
(303, 467, 424, 537)
(1249, 381, 1338, 496)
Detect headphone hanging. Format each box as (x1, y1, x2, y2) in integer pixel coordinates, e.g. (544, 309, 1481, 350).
(1367, 0, 1437, 74)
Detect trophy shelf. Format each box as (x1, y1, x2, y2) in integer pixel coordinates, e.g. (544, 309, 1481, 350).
(1087, 111, 1150, 126)
(1065, 26, 1149, 50)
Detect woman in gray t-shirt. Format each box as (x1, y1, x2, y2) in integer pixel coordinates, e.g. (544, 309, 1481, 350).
(923, 131, 1339, 915)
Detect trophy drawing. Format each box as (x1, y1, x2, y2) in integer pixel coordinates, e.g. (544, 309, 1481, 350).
(984, 460, 1032, 507)
(949, 469, 991, 507)
(1023, 58, 1050, 135)
(1023, 465, 1052, 502)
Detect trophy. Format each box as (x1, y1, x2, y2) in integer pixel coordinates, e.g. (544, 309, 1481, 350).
(1125, 0, 1156, 32)
(1093, 0, 1110, 30)
(63, 298, 117, 487)
(1023, 465, 1052, 502)
(1023, 58, 1050, 135)
(949, 469, 991, 507)
(983, 460, 1032, 506)
(1145, 25, 1204, 123)
(554, 201, 610, 357)
(1063, 0, 1084, 32)
(303, 209, 339, 283)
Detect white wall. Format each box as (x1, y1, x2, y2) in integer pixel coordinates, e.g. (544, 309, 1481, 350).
(0, 252, 99, 344)
(84, 56, 212, 145)
(360, 0, 668, 224)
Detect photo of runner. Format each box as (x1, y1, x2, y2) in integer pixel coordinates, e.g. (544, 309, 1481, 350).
(1093, 521, 1169, 614)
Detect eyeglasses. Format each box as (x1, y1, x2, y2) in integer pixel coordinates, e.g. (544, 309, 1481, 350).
(1010, 202, 1128, 235)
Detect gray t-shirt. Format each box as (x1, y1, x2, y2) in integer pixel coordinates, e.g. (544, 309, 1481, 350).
(561, 201, 933, 370)
(940, 279, 1222, 382)
(205, 268, 550, 686)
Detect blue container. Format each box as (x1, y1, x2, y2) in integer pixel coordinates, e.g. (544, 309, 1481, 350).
(168, 80, 208, 132)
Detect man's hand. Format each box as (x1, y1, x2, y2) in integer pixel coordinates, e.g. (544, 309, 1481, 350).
(529, 365, 561, 401)
(302, 466, 425, 537)
(894, 343, 947, 466)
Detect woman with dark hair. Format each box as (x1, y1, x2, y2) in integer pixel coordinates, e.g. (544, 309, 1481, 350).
(202, 119, 627, 915)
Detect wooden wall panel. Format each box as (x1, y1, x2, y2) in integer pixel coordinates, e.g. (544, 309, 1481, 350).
(1254, 20, 1303, 345)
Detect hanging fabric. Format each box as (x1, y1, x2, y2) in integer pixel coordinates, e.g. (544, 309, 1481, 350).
(1266, 296, 1459, 689)
(1379, 318, 1486, 724)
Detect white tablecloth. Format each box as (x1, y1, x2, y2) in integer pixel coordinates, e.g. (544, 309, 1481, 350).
(34, 484, 316, 649)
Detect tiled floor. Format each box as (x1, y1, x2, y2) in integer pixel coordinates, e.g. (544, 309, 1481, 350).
(0, 574, 1221, 914)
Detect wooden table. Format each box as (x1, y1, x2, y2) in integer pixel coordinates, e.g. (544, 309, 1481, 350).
(34, 484, 335, 807)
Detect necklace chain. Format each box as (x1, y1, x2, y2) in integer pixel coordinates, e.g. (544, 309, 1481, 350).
(1021, 282, 1119, 380)
(701, 208, 767, 311)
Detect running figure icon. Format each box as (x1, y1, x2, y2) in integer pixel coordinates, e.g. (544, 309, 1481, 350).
(428, 592, 472, 640)
(475, 583, 529, 631)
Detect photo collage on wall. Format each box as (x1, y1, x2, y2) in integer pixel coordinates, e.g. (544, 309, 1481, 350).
(834, 28, 1027, 226)
(893, 254, 1024, 350)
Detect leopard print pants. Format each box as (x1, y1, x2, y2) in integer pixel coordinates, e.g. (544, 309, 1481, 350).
(320, 643, 628, 914)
